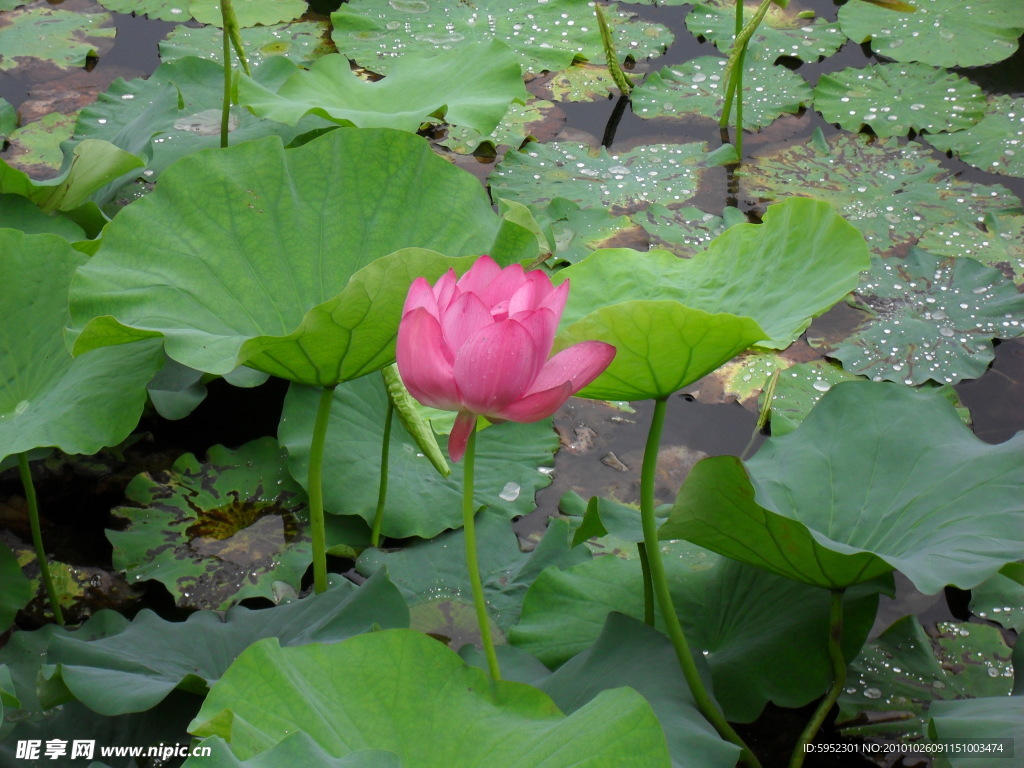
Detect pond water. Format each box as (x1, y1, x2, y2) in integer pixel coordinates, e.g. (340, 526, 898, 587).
(1, 0, 1022, 764)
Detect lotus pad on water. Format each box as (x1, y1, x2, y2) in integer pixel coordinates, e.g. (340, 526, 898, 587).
(929, 95, 1024, 179)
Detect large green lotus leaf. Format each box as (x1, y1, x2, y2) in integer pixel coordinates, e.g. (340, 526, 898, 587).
(189, 0, 306, 27)
(189, 630, 672, 766)
(969, 564, 1024, 633)
(633, 56, 812, 130)
(838, 0, 1024, 68)
(529, 197, 636, 266)
(190, 735, 400, 768)
(739, 131, 1018, 257)
(830, 250, 1024, 385)
(69, 129, 502, 381)
(0, 571, 407, 716)
(107, 438, 310, 611)
(0, 231, 163, 463)
(160, 20, 332, 65)
(836, 617, 1013, 738)
(556, 300, 765, 400)
(489, 141, 734, 213)
(279, 374, 559, 539)
(541, 613, 740, 768)
(357, 510, 587, 638)
(766, 360, 862, 437)
(815, 63, 985, 138)
(920, 209, 1024, 287)
(556, 198, 870, 348)
(0, 194, 85, 240)
(929, 95, 1024, 179)
(0, 5, 115, 72)
(510, 540, 884, 722)
(661, 381, 1024, 593)
(239, 42, 527, 136)
(0, 541, 31, 633)
(439, 97, 558, 155)
(331, 0, 671, 76)
(0, 139, 144, 214)
(630, 204, 727, 259)
(685, 0, 845, 62)
(76, 56, 336, 181)
(929, 698, 1024, 768)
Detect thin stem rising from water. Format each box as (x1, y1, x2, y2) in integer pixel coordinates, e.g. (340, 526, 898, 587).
(370, 396, 394, 548)
(309, 384, 337, 594)
(19, 453, 64, 626)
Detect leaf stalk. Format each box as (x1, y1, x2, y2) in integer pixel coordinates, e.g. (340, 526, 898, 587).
(309, 384, 337, 594)
(19, 453, 64, 626)
(463, 428, 501, 681)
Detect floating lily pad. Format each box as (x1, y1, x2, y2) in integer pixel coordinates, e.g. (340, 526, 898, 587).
(238, 42, 527, 135)
(159, 20, 332, 65)
(662, 381, 1024, 594)
(107, 438, 310, 611)
(739, 131, 1018, 256)
(439, 97, 558, 155)
(189, 631, 672, 766)
(829, 250, 1024, 386)
(540, 63, 623, 103)
(4, 111, 77, 177)
(511, 540, 885, 722)
(0, 5, 115, 72)
(767, 360, 862, 436)
(815, 63, 985, 138)
(838, 0, 1024, 68)
(357, 510, 586, 639)
(331, 0, 671, 75)
(633, 56, 812, 130)
(490, 141, 734, 214)
(279, 374, 559, 539)
(929, 94, 1024, 178)
(98, 0, 194, 21)
(70, 129, 508, 384)
(189, 0, 307, 27)
(631, 205, 727, 258)
(531, 197, 637, 265)
(685, 0, 845, 63)
(0, 571, 407, 716)
(919, 209, 1024, 286)
(0, 231, 163, 464)
(836, 617, 1014, 737)
(969, 565, 1024, 633)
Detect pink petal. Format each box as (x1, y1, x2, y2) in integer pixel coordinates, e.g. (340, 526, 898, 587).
(528, 340, 616, 395)
(453, 318, 542, 414)
(402, 277, 440, 319)
(447, 411, 477, 462)
(511, 308, 558, 375)
(481, 263, 527, 310)
(441, 291, 494, 354)
(432, 270, 459, 313)
(492, 381, 574, 422)
(456, 255, 501, 296)
(537, 278, 569, 321)
(507, 275, 541, 316)
(396, 308, 462, 411)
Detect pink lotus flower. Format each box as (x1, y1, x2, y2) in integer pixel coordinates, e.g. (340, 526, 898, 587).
(397, 256, 615, 462)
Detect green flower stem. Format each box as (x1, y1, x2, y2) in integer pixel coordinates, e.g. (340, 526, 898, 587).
(221, 0, 251, 76)
(309, 384, 337, 595)
(637, 542, 655, 626)
(790, 588, 847, 767)
(732, 0, 745, 157)
(640, 397, 761, 768)
(218, 0, 250, 149)
(594, 2, 634, 95)
(720, 0, 775, 153)
(18, 453, 64, 626)
(463, 428, 501, 681)
(370, 397, 394, 549)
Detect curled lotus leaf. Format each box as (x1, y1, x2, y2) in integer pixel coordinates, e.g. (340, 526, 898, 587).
(107, 438, 310, 610)
(828, 249, 1024, 386)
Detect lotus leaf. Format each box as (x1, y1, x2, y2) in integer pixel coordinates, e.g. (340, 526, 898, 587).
(0, 5, 115, 72)
(631, 204, 726, 259)
(837, 617, 1013, 737)
(0, 571, 407, 716)
(0, 194, 85, 240)
(0, 231, 163, 463)
(331, 0, 671, 75)
(739, 131, 1018, 256)
(929, 94, 1024, 179)
(969, 565, 1024, 633)
(69, 129, 505, 384)
(439, 97, 558, 155)
(830, 250, 1024, 385)
(685, 0, 845, 62)
(540, 63, 622, 103)
(633, 56, 813, 130)
(107, 438, 310, 611)
(189, 630, 672, 766)
(0, 541, 31, 633)
(189, 736, 400, 767)
(767, 361, 862, 436)
(919, 209, 1024, 287)
(511, 540, 884, 722)
(815, 63, 985, 138)
(189, 0, 306, 27)
(279, 374, 559, 539)
(98, 0, 198, 21)
(532, 197, 637, 265)
(238, 42, 527, 135)
(159, 20, 332, 65)
(928, 697, 1024, 767)
(838, 0, 1024, 68)
(661, 381, 1024, 594)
